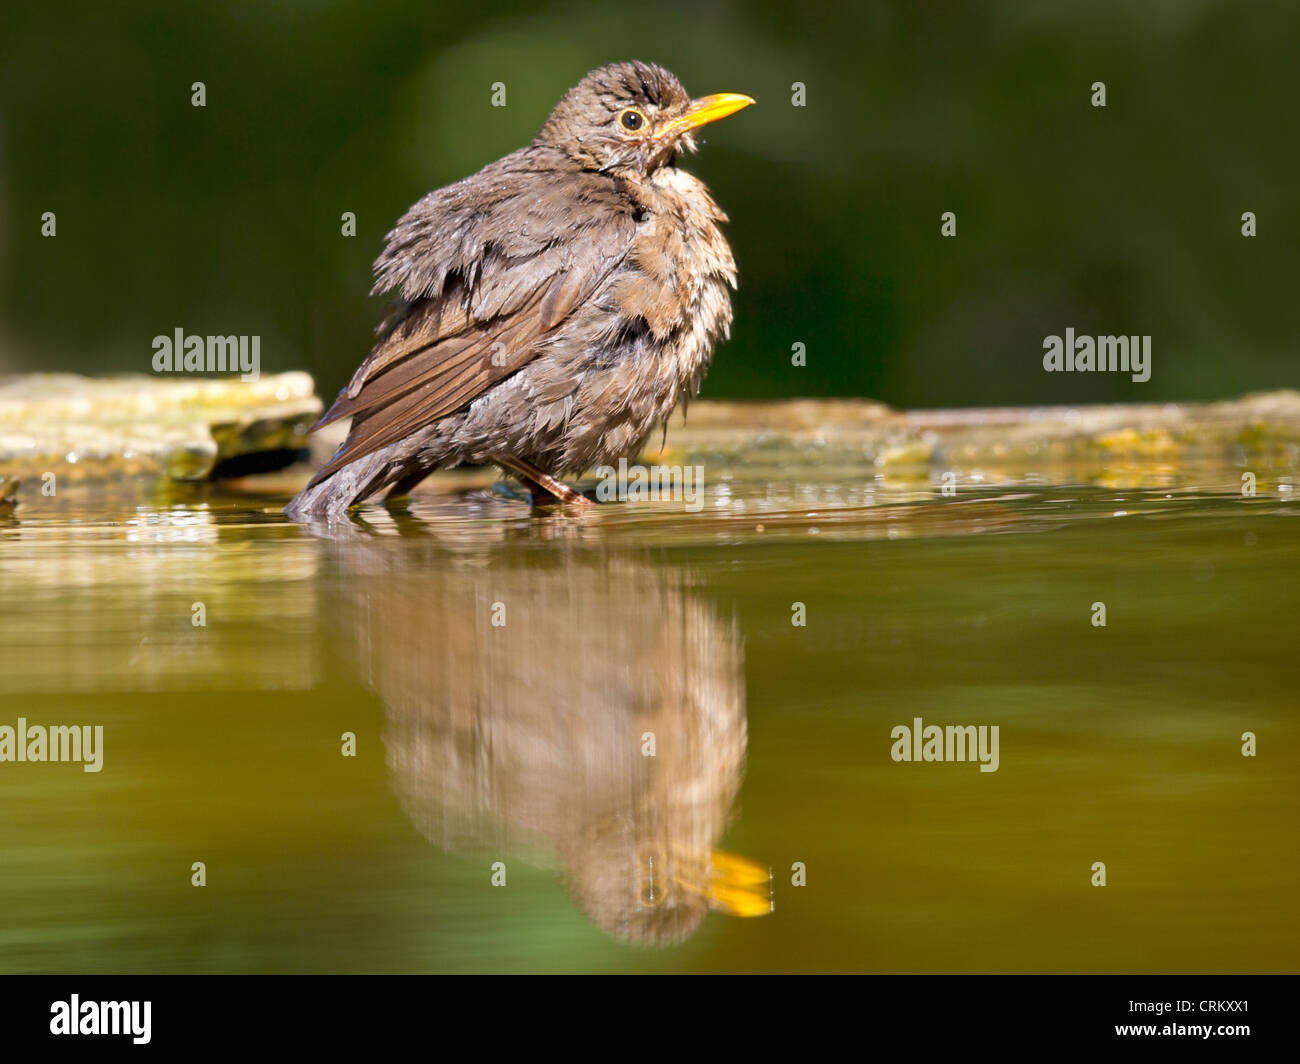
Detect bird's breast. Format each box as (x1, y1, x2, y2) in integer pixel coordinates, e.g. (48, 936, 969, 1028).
(481, 167, 739, 473)
(608, 168, 737, 393)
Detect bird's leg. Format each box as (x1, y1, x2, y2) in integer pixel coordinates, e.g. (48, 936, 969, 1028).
(384, 467, 433, 505)
(492, 455, 592, 507)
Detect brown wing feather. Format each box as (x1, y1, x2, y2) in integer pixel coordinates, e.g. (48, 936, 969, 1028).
(308, 150, 635, 488)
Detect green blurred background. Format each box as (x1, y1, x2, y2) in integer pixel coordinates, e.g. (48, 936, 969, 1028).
(2, 0, 1296, 408)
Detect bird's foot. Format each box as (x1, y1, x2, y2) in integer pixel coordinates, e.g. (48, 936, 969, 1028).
(493, 455, 593, 509)
(521, 475, 593, 508)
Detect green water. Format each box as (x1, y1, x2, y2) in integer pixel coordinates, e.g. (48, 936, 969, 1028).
(1, 468, 1296, 973)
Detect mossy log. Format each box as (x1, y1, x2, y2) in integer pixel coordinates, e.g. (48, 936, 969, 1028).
(2, 372, 1297, 500)
(0, 373, 321, 486)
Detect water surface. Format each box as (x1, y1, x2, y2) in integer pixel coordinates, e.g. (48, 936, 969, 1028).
(1, 462, 1295, 972)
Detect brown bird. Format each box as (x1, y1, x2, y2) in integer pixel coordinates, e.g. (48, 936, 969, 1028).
(285, 60, 752, 519)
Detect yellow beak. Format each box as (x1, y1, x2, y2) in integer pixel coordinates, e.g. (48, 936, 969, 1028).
(658, 92, 756, 139)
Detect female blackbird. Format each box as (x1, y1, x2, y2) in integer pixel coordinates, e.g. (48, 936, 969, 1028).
(285, 60, 752, 518)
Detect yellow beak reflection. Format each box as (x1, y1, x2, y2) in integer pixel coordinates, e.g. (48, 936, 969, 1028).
(703, 850, 772, 918)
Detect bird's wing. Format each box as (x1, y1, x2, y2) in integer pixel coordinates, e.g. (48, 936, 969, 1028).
(308, 152, 636, 486)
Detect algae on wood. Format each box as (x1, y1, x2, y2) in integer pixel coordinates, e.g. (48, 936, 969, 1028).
(641, 391, 1300, 488)
(0, 373, 322, 486)
(3, 372, 1297, 502)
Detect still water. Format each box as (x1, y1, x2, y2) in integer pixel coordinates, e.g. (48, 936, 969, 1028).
(1, 463, 1296, 973)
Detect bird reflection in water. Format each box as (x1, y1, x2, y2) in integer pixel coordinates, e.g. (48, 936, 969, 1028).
(332, 512, 769, 945)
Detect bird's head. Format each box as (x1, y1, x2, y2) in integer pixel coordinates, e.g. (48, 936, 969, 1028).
(561, 816, 771, 947)
(536, 60, 753, 175)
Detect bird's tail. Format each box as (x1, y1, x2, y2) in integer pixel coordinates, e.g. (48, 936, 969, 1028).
(283, 446, 409, 521)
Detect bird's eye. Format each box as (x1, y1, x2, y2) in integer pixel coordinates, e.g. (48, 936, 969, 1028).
(639, 881, 664, 907)
(618, 108, 647, 132)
